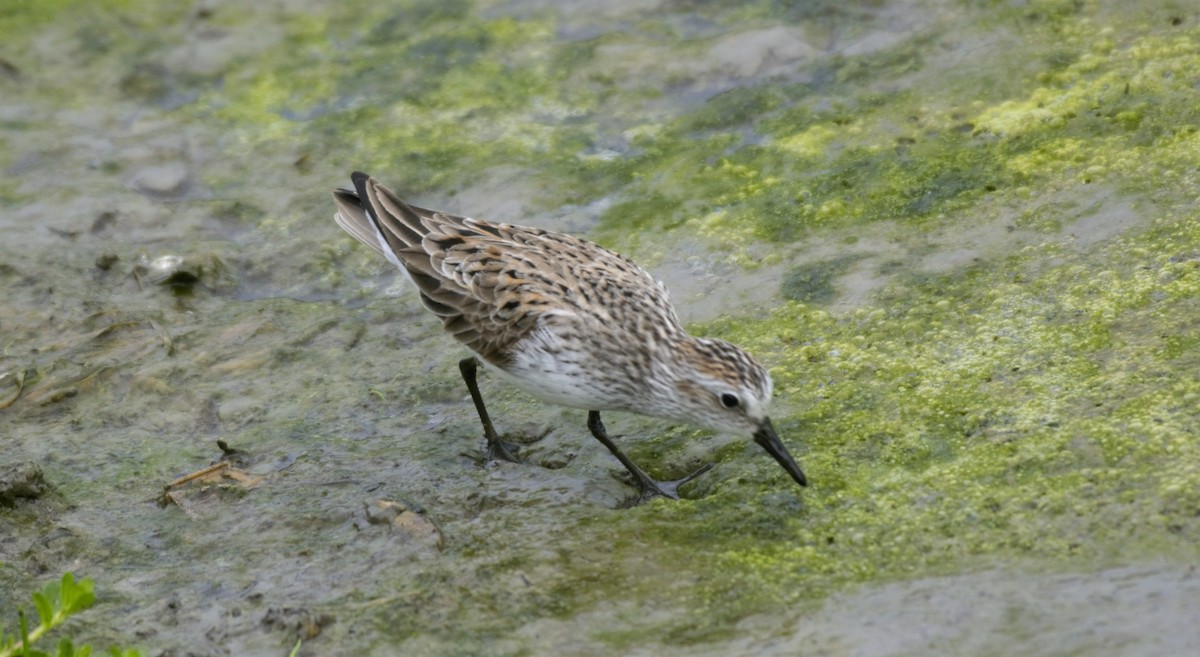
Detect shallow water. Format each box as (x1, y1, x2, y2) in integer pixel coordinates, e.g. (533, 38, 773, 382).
(2, 0, 1199, 655)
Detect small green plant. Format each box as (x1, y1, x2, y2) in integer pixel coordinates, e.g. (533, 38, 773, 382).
(0, 573, 140, 657)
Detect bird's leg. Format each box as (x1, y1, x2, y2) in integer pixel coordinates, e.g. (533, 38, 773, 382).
(586, 411, 713, 503)
(458, 357, 521, 464)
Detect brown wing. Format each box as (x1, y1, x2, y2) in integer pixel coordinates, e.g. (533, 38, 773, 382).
(333, 173, 683, 366)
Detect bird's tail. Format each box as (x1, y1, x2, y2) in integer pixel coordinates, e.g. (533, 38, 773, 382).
(331, 171, 431, 268)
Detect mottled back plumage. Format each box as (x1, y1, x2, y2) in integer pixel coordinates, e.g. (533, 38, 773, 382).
(334, 173, 679, 364)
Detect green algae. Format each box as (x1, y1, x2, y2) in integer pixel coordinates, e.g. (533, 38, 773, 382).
(592, 5, 1200, 253)
(510, 5, 1200, 628)
(186, 3, 574, 195)
(7, 0, 1196, 243)
(602, 217, 1200, 635)
(781, 256, 858, 304)
(546, 216, 1200, 645)
(0, 0, 136, 38)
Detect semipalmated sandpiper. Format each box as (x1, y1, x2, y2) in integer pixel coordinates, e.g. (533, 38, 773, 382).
(333, 172, 807, 502)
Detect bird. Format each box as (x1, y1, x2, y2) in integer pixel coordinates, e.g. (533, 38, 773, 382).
(332, 171, 807, 502)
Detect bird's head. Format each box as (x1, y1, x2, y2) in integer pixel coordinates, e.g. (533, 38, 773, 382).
(669, 337, 807, 488)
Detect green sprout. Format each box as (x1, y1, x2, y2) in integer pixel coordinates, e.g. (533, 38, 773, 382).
(0, 573, 140, 657)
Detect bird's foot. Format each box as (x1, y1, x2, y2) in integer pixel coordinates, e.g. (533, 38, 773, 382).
(463, 426, 558, 468)
(621, 462, 714, 506)
(485, 438, 524, 465)
(459, 438, 523, 467)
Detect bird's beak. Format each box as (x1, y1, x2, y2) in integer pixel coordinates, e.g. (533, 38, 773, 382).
(753, 418, 807, 487)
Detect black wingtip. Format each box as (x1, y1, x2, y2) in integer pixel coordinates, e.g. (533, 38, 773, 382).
(349, 172, 373, 209)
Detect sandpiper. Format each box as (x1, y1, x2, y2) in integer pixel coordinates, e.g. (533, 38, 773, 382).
(333, 172, 806, 501)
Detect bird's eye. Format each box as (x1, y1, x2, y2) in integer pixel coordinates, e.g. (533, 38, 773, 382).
(720, 393, 740, 409)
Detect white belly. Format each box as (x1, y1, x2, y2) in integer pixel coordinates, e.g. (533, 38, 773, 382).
(482, 359, 602, 409)
(479, 322, 615, 410)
